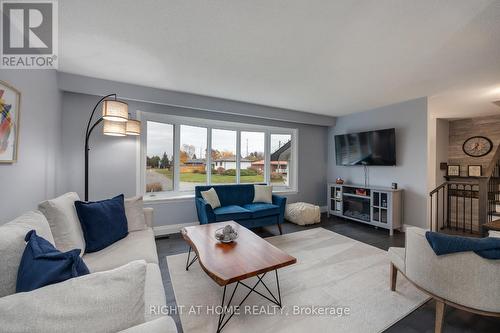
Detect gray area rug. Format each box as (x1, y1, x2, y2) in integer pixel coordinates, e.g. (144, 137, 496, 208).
(167, 228, 428, 333)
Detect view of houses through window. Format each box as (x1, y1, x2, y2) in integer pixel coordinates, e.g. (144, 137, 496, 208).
(240, 131, 265, 183)
(179, 125, 207, 191)
(211, 129, 237, 184)
(144, 118, 295, 196)
(270, 134, 292, 186)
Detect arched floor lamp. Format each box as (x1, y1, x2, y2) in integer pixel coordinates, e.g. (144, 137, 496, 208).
(84, 94, 141, 201)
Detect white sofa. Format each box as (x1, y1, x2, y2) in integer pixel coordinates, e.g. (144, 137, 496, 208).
(0, 195, 177, 333)
(389, 227, 500, 333)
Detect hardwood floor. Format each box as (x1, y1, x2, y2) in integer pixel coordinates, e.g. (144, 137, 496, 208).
(155, 214, 500, 333)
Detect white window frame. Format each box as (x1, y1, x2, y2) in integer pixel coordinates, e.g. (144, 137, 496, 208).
(138, 111, 298, 201)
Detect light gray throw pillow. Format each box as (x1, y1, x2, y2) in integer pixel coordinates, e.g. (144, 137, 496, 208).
(125, 196, 147, 231)
(253, 185, 273, 203)
(200, 188, 221, 209)
(38, 192, 86, 255)
(0, 260, 147, 333)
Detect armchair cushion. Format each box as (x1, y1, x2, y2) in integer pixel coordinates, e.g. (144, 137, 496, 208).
(213, 205, 252, 222)
(242, 203, 280, 218)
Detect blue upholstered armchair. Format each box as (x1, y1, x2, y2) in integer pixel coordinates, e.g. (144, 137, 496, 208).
(195, 184, 286, 235)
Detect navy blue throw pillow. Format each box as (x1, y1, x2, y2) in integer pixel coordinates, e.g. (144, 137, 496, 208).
(16, 230, 89, 293)
(74, 194, 128, 253)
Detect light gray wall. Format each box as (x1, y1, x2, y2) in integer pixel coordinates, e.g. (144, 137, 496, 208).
(0, 70, 62, 223)
(61, 92, 328, 227)
(435, 119, 449, 185)
(58, 72, 336, 127)
(328, 97, 428, 229)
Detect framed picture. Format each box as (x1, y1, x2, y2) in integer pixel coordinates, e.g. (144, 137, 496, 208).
(468, 165, 482, 177)
(0, 81, 21, 163)
(447, 165, 460, 176)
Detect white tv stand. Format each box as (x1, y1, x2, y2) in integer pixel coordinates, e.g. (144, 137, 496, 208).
(327, 183, 403, 235)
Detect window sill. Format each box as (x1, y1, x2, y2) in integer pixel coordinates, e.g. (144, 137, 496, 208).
(274, 189, 298, 196)
(144, 193, 195, 204)
(143, 188, 298, 204)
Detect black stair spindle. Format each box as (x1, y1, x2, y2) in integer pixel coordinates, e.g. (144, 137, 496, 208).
(470, 185, 473, 233)
(447, 184, 451, 228)
(436, 191, 439, 232)
(463, 184, 466, 232)
(442, 188, 445, 231)
(455, 184, 458, 231)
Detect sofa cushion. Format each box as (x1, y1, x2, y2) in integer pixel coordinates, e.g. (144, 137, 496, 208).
(213, 205, 252, 222)
(75, 194, 129, 253)
(196, 184, 256, 207)
(0, 211, 55, 298)
(17, 230, 89, 293)
(38, 192, 86, 254)
(242, 203, 280, 218)
(125, 196, 147, 232)
(119, 317, 178, 333)
(83, 228, 159, 272)
(0, 260, 147, 333)
(144, 263, 166, 321)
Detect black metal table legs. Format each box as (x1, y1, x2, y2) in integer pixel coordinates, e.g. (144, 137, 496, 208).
(216, 270, 282, 333)
(185, 247, 198, 271)
(185, 247, 284, 333)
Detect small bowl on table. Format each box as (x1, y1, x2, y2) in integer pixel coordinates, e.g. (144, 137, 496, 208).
(215, 226, 238, 243)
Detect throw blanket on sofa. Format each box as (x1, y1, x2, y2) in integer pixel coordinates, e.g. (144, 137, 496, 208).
(425, 231, 500, 259)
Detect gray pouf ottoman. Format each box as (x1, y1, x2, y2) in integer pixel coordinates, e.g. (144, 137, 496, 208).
(285, 202, 321, 225)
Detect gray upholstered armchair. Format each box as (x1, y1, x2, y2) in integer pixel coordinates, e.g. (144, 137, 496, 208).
(389, 227, 500, 333)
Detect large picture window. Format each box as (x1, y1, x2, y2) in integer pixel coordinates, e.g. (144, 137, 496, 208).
(141, 113, 297, 199)
(211, 129, 237, 184)
(270, 134, 292, 187)
(240, 131, 265, 183)
(146, 121, 174, 193)
(180, 125, 207, 192)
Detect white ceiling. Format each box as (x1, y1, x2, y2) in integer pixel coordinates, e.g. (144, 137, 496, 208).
(59, 0, 500, 117)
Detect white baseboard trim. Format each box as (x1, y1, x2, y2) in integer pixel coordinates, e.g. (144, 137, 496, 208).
(154, 222, 198, 236)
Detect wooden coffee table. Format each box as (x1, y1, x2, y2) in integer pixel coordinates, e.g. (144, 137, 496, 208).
(181, 221, 297, 333)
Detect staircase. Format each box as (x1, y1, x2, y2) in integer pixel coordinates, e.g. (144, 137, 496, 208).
(430, 147, 500, 235)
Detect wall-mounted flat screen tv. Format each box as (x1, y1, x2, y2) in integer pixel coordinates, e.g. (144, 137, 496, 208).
(335, 128, 396, 166)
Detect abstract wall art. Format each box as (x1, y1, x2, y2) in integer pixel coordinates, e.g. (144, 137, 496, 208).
(0, 81, 21, 163)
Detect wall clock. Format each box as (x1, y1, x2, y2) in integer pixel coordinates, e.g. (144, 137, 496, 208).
(462, 136, 493, 157)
